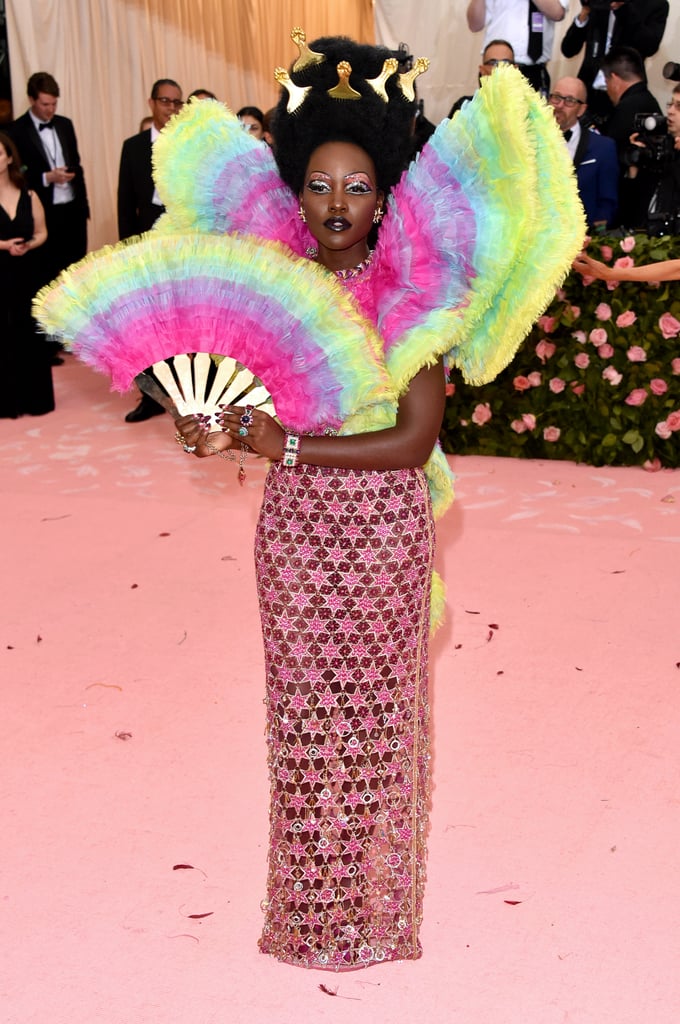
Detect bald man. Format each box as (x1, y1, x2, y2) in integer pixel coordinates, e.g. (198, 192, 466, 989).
(549, 75, 618, 230)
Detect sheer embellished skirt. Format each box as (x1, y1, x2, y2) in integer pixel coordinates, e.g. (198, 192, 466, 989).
(255, 462, 434, 970)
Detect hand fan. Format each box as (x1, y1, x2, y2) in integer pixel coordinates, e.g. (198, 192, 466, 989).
(33, 231, 395, 436)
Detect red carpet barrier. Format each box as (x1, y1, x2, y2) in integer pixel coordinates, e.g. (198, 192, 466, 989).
(442, 234, 680, 468)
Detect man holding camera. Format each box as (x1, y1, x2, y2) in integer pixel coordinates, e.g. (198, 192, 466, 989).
(600, 46, 661, 227)
(561, 1, 668, 126)
(643, 83, 680, 235)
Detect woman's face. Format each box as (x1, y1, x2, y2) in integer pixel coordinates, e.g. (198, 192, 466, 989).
(301, 141, 383, 269)
(0, 141, 11, 174)
(239, 114, 263, 139)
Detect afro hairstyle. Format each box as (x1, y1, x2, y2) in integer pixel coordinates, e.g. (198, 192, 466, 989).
(271, 36, 418, 196)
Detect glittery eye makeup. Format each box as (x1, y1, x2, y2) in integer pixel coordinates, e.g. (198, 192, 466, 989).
(344, 173, 374, 194)
(306, 172, 332, 193)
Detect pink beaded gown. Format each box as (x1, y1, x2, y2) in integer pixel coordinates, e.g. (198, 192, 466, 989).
(255, 460, 434, 969)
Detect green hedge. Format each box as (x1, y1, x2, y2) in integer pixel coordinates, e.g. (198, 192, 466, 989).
(442, 233, 680, 467)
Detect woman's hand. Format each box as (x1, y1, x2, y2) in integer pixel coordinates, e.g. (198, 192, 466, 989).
(2, 236, 27, 255)
(572, 252, 613, 281)
(173, 413, 235, 458)
(218, 405, 285, 461)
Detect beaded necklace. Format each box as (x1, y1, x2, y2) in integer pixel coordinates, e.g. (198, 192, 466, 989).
(306, 248, 374, 280)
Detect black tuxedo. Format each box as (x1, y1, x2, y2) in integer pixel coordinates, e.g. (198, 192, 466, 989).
(117, 129, 165, 240)
(561, 0, 668, 118)
(8, 111, 89, 283)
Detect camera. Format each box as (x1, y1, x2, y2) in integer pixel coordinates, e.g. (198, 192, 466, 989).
(647, 211, 680, 237)
(627, 112, 675, 172)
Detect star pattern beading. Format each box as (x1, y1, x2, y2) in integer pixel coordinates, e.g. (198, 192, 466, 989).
(255, 463, 434, 970)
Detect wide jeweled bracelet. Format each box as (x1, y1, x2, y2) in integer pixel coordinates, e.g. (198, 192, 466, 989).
(282, 433, 300, 467)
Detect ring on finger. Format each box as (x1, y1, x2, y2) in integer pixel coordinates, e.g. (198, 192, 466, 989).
(183, 443, 196, 454)
(175, 431, 186, 446)
(238, 426, 249, 437)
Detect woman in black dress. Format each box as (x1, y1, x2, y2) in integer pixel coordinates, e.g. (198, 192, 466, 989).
(0, 130, 53, 418)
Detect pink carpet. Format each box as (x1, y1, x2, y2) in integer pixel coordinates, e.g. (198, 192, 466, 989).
(3, 356, 680, 1024)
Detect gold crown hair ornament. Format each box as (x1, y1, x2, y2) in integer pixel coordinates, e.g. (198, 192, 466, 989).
(327, 61, 362, 101)
(398, 57, 430, 102)
(274, 66, 312, 113)
(366, 58, 399, 103)
(291, 27, 326, 73)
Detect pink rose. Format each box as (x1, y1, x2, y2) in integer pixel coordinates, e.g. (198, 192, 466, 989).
(460, 419, 468, 426)
(535, 339, 556, 363)
(445, 381, 455, 396)
(537, 315, 557, 333)
(643, 458, 662, 472)
(543, 426, 561, 442)
(572, 330, 587, 344)
(588, 328, 607, 346)
(581, 275, 596, 287)
(666, 410, 680, 432)
(602, 366, 623, 385)
(549, 377, 566, 394)
(616, 310, 637, 328)
(598, 343, 614, 359)
(511, 419, 527, 434)
(627, 346, 647, 363)
(614, 256, 634, 270)
(556, 288, 566, 302)
(571, 383, 585, 396)
(522, 413, 536, 430)
(606, 279, 619, 291)
(672, 358, 680, 375)
(659, 313, 680, 340)
(571, 305, 581, 318)
(599, 245, 613, 261)
(595, 302, 612, 321)
(472, 402, 492, 426)
(650, 378, 668, 396)
(655, 420, 672, 439)
(620, 236, 636, 253)
(527, 371, 542, 387)
(574, 352, 590, 369)
(513, 375, 531, 391)
(625, 388, 647, 407)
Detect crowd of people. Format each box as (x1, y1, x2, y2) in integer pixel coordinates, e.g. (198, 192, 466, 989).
(0, 71, 271, 421)
(466, 2, 674, 236)
(1, 4, 677, 424)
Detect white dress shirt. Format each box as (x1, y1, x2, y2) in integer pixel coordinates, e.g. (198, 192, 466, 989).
(481, 0, 570, 65)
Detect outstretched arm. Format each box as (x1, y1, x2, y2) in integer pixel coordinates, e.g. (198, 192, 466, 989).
(466, 0, 487, 32)
(573, 252, 680, 282)
(178, 360, 445, 471)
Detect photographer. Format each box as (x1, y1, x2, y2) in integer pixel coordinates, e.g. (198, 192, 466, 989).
(642, 84, 680, 234)
(600, 46, 661, 227)
(561, 1, 668, 126)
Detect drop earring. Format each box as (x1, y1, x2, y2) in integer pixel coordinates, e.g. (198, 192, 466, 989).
(373, 206, 384, 224)
(298, 204, 307, 223)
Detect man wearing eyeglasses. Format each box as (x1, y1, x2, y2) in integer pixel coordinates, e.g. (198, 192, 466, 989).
(117, 78, 183, 421)
(466, 0, 569, 96)
(448, 39, 515, 118)
(549, 77, 618, 231)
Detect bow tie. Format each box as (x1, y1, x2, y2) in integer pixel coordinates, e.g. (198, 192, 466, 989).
(39, 122, 54, 131)
(563, 129, 573, 142)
